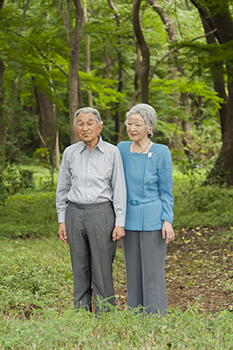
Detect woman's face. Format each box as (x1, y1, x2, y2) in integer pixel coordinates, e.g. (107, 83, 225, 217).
(127, 113, 148, 142)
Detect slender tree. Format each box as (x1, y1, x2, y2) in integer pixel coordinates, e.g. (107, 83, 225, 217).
(54, 0, 84, 144)
(0, 57, 4, 146)
(107, 0, 124, 143)
(84, 0, 93, 108)
(132, 0, 150, 104)
(0, 0, 5, 146)
(191, 0, 233, 185)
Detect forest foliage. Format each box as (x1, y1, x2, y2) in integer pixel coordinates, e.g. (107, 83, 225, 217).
(1, 0, 233, 186)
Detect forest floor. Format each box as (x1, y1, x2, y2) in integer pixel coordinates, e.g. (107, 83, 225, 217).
(2, 227, 232, 320)
(114, 227, 233, 314)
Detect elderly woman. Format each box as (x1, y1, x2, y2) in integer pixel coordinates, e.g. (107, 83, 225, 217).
(117, 103, 174, 315)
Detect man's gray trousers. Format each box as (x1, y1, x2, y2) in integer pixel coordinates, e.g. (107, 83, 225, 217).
(65, 201, 116, 312)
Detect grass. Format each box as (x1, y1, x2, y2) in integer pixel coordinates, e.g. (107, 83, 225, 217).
(1, 307, 233, 349)
(0, 238, 233, 349)
(0, 192, 57, 238)
(0, 238, 73, 314)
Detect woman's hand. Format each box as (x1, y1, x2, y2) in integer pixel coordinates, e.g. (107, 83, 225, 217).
(162, 221, 175, 244)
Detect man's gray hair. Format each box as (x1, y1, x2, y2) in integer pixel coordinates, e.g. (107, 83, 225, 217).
(125, 103, 157, 137)
(74, 107, 103, 127)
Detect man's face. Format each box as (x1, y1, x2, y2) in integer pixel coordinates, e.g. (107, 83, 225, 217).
(75, 113, 102, 144)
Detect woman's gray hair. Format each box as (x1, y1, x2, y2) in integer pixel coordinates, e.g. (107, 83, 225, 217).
(74, 107, 103, 127)
(125, 103, 157, 137)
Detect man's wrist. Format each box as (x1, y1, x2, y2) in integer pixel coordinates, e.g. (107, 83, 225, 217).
(115, 218, 125, 227)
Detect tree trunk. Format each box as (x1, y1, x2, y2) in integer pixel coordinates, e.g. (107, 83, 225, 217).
(0, 0, 5, 146)
(132, 0, 150, 103)
(150, 0, 176, 43)
(54, 0, 84, 144)
(222, 81, 233, 186)
(107, 0, 124, 144)
(114, 66, 124, 144)
(34, 87, 56, 166)
(69, 0, 83, 143)
(0, 56, 5, 187)
(55, 131, 60, 169)
(84, 1, 93, 107)
(191, 0, 233, 185)
(150, 0, 189, 150)
(102, 45, 112, 121)
(198, 12, 227, 139)
(118, 43, 141, 143)
(0, 57, 4, 145)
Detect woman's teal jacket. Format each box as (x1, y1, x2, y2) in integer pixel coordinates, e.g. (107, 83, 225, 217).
(117, 142, 174, 231)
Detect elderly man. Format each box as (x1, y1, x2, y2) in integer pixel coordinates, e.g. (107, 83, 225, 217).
(56, 107, 126, 312)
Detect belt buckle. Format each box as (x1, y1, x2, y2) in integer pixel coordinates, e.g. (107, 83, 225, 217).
(130, 200, 139, 205)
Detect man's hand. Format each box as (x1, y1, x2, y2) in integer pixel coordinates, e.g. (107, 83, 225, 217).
(112, 226, 125, 241)
(58, 222, 68, 243)
(162, 221, 175, 244)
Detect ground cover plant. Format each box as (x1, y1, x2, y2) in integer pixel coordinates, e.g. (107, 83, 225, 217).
(0, 166, 233, 348)
(1, 307, 232, 349)
(0, 233, 233, 349)
(1, 166, 233, 239)
(0, 192, 57, 239)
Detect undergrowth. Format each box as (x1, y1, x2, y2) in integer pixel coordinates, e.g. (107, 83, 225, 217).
(0, 192, 57, 238)
(1, 166, 233, 239)
(1, 307, 233, 349)
(1, 216, 233, 349)
(172, 168, 233, 229)
(0, 238, 72, 316)
(1, 237, 232, 350)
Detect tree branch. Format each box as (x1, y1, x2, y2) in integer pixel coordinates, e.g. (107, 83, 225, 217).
(107, 0, 121, 25)
(14, 32, 69, 77)
(37, 49, 69, 77)
(149, 28, 217, 82)
(53, 0, 72, 47)
(150, 0, 177, 43)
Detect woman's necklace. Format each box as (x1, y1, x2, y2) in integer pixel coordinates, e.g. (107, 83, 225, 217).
(132, 139, 151, 153)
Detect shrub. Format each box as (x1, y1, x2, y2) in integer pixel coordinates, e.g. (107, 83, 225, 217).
(173, 177, 233, 228)
(0, 192, 58, 238)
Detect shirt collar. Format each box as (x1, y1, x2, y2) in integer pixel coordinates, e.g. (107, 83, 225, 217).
(79, 136, 105, 153)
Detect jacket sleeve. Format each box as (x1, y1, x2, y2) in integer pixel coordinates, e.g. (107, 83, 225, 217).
(157, 146, 174, 224)
(111, 147, 127, 227)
